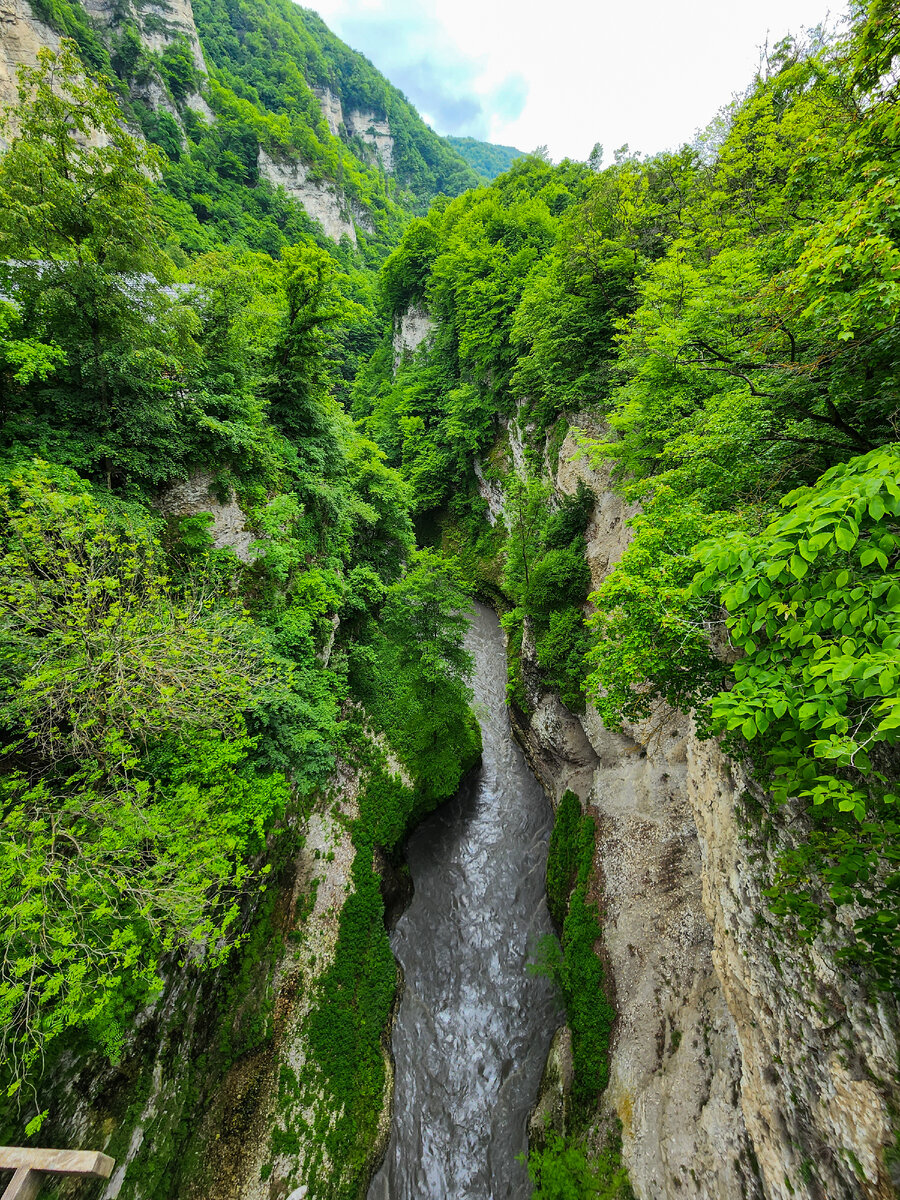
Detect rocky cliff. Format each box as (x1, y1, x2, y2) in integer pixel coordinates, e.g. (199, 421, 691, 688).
(0, 0, 59, 125)
(478, 412, 900, 1200)
(3, 728, 409, 1200)
(0, 0, 479, 242)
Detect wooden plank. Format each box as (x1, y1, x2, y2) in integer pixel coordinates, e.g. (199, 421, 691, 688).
(2, 1167, 42, 1200)
(0, 1150, 114, 1179)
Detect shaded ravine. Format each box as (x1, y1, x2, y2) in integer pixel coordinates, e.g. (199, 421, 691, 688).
(369, 602, 563, 1200)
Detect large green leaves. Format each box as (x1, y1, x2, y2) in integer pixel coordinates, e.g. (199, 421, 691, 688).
(694, 445, 900, 983)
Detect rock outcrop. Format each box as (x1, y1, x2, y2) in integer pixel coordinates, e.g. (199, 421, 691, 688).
(0, 0, 60, 140)
(258, 148, 369, 245)
(483, 416, 900, 1200)
(346, 107, 394, 172)
(392, 304, 435, 368)
(0, 0, 380, 244)
(82, 0, 206, 71)
(155, 470, 257, 563)
(312, 84, 344, 138)
(687, 733, 900, 1200)
(513, 640, 761, 1200)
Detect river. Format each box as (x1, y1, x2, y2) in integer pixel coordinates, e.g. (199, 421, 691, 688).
(368, 602, 562, 1200)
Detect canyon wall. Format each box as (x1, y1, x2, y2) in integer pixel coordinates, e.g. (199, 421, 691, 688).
(480, 412, 900, 1200)
(0, 0, 379, 242)
(0, 0, 59, 137)
(0, 737, 407, 1200)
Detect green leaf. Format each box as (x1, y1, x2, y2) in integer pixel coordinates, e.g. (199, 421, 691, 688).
(25, 1110, 48, 1137)
(790, 555, 809, 580)
(868, 495, 885, 521)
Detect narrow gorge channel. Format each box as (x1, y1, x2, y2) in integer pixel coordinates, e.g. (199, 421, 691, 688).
(369, 602, 563, 1200)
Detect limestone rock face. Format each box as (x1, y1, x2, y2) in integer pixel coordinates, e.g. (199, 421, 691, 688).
(513, 672, 760, 1199)
(0, 0, 210, 148)
(313, 84, 344, 137)
(346, 107, 394, 172)
(511, 417, 899, 1200)
(258, 147, 368, 245)
(472, 457, 505, 524)
(687, 733, 900, 1200)
(553, 423, 638, 591)
(155, 470, 256, 563)
(81, 0, 206, 72)
(0, 0, 61, 140)
(392, 304, 435, 368)
(310, 87, 395, 172)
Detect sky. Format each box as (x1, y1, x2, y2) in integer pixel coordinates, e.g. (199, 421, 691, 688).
(307, 0, 843, 163)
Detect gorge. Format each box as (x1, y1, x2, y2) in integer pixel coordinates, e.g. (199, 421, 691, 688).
(0, 1, 898, 1199)
(369, 603, 560, 1200)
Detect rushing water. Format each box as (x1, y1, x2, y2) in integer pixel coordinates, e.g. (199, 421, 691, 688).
(368, 602, 562, 1200)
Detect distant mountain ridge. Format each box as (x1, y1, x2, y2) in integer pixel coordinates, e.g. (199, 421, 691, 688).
(446, 135, 526, 180)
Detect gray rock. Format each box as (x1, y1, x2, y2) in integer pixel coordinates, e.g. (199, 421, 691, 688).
(155, 471, 257, 563)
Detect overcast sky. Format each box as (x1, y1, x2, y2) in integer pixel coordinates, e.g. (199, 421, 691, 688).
(307, 0, 843, 162)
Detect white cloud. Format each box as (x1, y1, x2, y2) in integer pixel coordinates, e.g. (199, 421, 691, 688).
(307, 0, 842, 160)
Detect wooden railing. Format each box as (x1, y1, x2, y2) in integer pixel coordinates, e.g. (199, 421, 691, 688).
(0, 1149, 114, 1200)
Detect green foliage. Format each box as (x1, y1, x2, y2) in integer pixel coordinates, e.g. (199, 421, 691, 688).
(504, 474, 551, 594)
(535, 608, 592, 713)
(0, 461, 281, 765)
(0, 46, 213, 484)
(304, 848, 396, 1193)
(501, 607, 531, 715)
(525, 1131, 633, 1199)
(0, 461, 290, 1091)
(362, 157, 595, 513)
(24, 0, 113, 73)
(0, 44, 168, 273)
(539, 793, 614, 1120)
(544, 483, 595, 550)
(500, 472, 593, 713)
(693, 446, 900, 985)
(526, 547, 591, 618)
(432, 493, 507, 607)
(141, 108, 184, 161)
(545, 791, 591, 926)
(0, 301, 65, 387)
(584, 491, 745, 726)
(446, 136, 526, 181)
(159, 37, 199, 104)
(560, 887, 615, 1112)
(380, 218, 440, 314)
(371, 548, 479, 799)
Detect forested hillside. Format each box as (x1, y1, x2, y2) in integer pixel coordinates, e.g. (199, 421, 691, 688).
(446, 135, 526, 180)
(14, 0, 480, 261)
(0, 0, 898, 1196)
(357, 11, 900, 1185)
(0, 34, 479, 1198)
